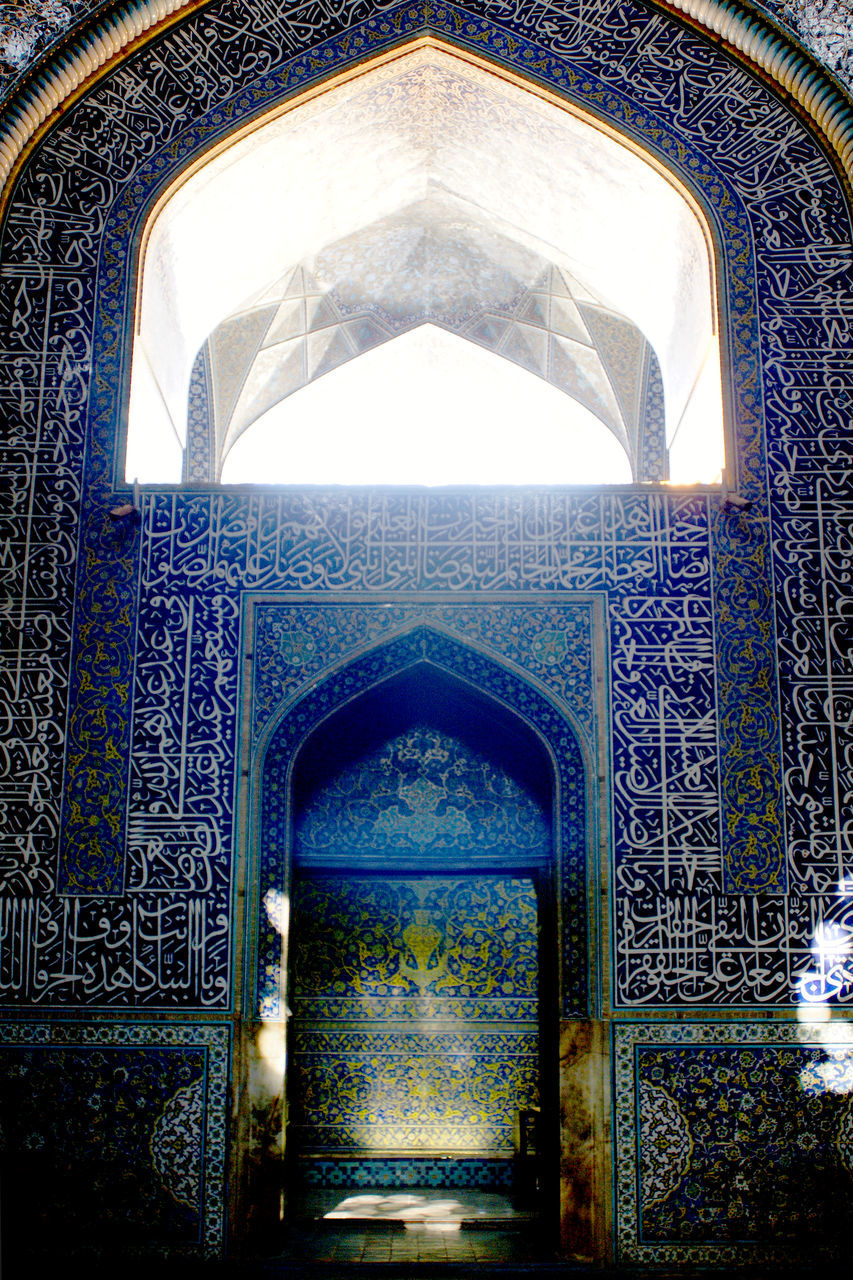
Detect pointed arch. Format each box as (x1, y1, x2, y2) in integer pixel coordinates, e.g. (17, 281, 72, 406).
(246, 621, 595, 1250)
(252, 624, 592, 1022)
(127, 38, 723, 486)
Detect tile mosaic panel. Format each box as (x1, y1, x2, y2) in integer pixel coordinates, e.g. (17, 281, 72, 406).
(0, 0, 851, 1267)
(185, 345, 216, 483)
(288, 871, 540, 1162)
(62, 0, 779, 903)
(762, 1, 853, 90)
(291, 1027, 539, 1154)
(0, 1021, 229, 1257)
(290, 875, 538, 1018)
(0, 2, 112, 93)
(294, 725, 550, 870)
(2, 5, 850, 106)
(251, 596, 597, 750)
(300, 1156, 514, 1188)
(614, 1020, 853, 1265)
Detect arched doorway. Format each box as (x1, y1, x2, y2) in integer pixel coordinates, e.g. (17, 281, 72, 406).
(286, 665, 556, 1230)
(247, 625, 594, 1257)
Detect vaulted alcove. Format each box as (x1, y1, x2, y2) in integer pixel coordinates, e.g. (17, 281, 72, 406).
(246, 627, 597, 1255)
(287, 668, 553, 1206)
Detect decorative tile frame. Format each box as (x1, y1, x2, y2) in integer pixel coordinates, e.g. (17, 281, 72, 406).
(0, 1020, 230, 1256)
(244, 598, 604, 1020)
(614, 1019, 853, 1266)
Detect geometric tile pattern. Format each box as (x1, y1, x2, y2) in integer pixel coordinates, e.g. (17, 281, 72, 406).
(187, 264, 666, 482)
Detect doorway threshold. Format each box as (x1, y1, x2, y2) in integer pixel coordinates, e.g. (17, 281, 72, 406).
(294, 1187, 538, 1227)
(272, 1186, 550, 1270)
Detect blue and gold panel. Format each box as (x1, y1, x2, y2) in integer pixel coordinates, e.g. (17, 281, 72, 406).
(301, 1156, 514, 1188)
(291, 876, 538, 1015)
(289, 875, 539, 1157)
(291, 1028, 539, 1155)
(0, 1021, 229, 1258)
(614, 1021, 853, 1265)
(295, 726, 550, 870)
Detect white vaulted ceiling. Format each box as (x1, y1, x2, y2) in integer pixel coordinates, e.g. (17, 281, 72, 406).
(128, 41, 722, 484)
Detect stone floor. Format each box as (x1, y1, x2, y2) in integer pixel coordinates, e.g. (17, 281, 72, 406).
(12, 1184, 849, 1280)
(265, 1185, 548, 1269)
(272, 1221, 551, 1269)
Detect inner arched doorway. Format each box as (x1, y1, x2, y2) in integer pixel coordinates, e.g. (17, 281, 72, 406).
(248, 626, 595, 1257)
(287, 665, 556, 1229)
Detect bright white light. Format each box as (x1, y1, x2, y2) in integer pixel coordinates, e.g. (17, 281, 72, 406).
(257, 1022, 286, 1075)
(796, 1002, 832, 1023)
(326, 1193, 468, 1222)
(799, 1049, 853, 1095)
(797, 921, 853, 1003)
(813, 921, 852, 960)
(220, 326, 633, 486)
(126, 346, 183, 483)
(666, 335, 725, 484)
(128, 44, 724, 485)
(264, 888, 290, 936)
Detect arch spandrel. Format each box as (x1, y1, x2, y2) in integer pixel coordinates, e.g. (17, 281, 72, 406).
(2, 2, 851, 202)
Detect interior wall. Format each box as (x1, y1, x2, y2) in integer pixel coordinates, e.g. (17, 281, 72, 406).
(282, 703, 552, 1180)
(289, 874, 540, 1169)
(0, 0, 852, 1270)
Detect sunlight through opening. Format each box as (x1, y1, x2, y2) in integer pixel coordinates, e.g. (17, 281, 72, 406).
(127, 41, 725, 488)
(220, 326, 634, 486)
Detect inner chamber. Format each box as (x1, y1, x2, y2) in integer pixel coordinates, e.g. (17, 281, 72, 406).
(285, 668, 555, 1220)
